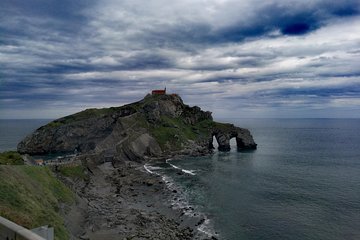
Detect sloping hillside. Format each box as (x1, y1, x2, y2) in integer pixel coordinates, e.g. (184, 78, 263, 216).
(0, 165, 75, 240)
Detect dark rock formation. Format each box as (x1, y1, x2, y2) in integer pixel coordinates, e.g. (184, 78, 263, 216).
(211, 124, 257, 151)
(18, 94, 256, 163)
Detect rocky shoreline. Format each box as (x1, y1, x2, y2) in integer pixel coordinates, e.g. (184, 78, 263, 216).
(61, 159, 218, 240)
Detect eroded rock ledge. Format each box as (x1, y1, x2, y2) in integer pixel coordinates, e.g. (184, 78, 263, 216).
(18, 94, 257, 163)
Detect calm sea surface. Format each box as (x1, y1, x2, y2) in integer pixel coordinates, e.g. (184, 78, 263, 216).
(0, 119, 51, 152)
(1, 118, 360, 239)
(151, 118, 360, 240)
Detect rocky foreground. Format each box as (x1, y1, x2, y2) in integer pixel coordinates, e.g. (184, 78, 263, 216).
(60, 161, 213, 240)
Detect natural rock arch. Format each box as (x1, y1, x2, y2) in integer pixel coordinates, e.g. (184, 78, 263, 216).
(209, 125, 257, 152)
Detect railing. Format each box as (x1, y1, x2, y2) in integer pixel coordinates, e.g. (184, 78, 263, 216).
(0, 216, 45, 240)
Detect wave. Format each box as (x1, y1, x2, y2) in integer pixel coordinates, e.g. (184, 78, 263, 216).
(197, 217, 217, 238)
(166, 158, 197, 175)
(143, 164, 162, 175)
(161, 174, 218, 239)
(143, 162, 219, 239)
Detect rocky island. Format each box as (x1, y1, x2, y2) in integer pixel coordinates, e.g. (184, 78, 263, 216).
(16, 93, 257, 239)
(18, 93, 256, 159)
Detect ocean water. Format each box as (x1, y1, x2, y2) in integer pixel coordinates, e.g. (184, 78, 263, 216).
(1, 119, 360, 239)
(149, 118, 360, 240)
(0, 119, 51, 152)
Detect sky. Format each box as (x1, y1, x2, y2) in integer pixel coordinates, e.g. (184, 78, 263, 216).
(0, 0, 359, 119)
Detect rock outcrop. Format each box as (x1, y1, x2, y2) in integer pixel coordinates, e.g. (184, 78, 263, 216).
(211, 125, 257, 151)
(18, 94, 256, 163)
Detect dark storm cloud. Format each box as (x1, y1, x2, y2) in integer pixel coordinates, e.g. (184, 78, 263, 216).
(223, 0, 359, 38)
(282, 23, 311, 35)
(117, 53, 175, 70)
(0, 0, 359, 118)
(132, 0, 360, 46)
(0, 0, 93, 22)
(329, 2, 359, 17)
(276, 85, 360, 97)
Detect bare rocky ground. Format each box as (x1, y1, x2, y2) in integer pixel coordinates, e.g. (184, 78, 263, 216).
(62, 161, 214, 240)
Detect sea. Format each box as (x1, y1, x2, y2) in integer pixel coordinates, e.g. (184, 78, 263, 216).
(1, 118, 360, 240)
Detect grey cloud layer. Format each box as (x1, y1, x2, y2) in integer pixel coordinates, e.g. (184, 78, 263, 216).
(0, 0, 359, 118)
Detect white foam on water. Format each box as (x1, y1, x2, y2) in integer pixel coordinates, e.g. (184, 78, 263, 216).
(147, 165, 163, 171)
(143, 164, 153, 174)
(144, 161, 219, 239)
(144, 164, 161, 175)
(167, 158, 197, 175)
(197, 217, 218, 238)
(169, 163, 180, 169)
(161, 175, 178, 192)
(162, 174, 219, 238)
(182, 169, 196, 175)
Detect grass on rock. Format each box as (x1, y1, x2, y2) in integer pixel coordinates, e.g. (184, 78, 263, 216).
(0, 166, 75, 240)
(58, 165, 89, 181)
(0, 151, 24, 165)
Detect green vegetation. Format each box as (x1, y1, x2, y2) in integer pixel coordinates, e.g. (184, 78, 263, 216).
(150, 126, 183, 150)
(0, 166, 75, 240)
(58, 165, 88, 181)
(195, 119, 215, 132)
(44, 106, 127, 128)
(120, 112, 149, 129)
(30, 93, 220, 154)
(0, 151, 24, 165)
(46, 121, 63, 128)
(68, 107, 121, 119)
(150, 116, 213, 150)
(149, 116, 191, 150)
(42, 95, 171, 129)
(213, 121, 234, 131)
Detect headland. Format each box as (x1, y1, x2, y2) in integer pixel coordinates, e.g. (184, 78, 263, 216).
(11, 93, 257, 239)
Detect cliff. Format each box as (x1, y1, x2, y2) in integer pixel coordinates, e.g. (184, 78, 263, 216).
(18, 94, 257, 163)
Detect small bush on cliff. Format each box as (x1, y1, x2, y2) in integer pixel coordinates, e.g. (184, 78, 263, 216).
(0, 151, 24, 165)
(58, 165, 89, 181)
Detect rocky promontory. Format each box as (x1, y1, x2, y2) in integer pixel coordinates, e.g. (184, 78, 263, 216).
(15, 93, 257, 239)
(18, 93, 256, 163)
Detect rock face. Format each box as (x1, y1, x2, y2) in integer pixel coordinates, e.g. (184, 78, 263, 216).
(211, 125, 257, 151)
(18, 94, 257, 162)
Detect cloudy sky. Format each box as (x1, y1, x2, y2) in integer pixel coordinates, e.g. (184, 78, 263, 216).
(1, 0, 359, 119)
